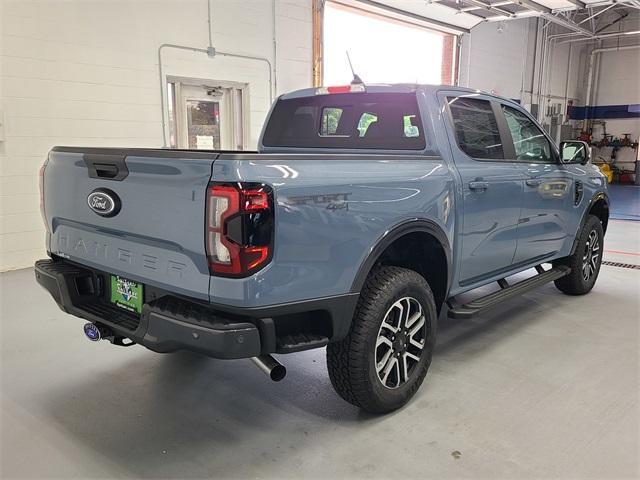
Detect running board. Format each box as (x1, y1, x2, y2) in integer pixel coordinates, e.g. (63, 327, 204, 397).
(447, 265, 571, 319)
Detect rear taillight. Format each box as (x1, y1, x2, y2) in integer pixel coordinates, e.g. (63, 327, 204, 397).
(39, 163, 48, 231)
(205, 183, 273, 277)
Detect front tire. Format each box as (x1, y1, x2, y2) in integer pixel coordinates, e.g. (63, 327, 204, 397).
(554, 214, 604, 295)
(326, 266, 437, 414)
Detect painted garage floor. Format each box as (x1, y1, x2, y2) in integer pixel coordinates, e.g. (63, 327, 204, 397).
(1, 220, 638, 479)
(609, 184, 640, 221)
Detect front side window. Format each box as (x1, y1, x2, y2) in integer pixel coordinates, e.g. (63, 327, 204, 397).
(502, 105, 553, 163)
(448, 97, 504, 160)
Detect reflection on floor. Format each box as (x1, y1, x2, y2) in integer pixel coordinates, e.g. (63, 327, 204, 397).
(608, 183, 640, 221)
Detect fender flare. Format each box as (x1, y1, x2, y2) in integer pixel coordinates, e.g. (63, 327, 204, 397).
(570, 191, 610, 256)
(349, 218, 452, 294)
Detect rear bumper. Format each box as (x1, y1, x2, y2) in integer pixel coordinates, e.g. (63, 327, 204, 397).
(34, 258, 358, 359)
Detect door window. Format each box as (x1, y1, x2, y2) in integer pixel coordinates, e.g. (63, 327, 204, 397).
(447, 97, 504, 160)
(186, 100, 221, 149)
(502, 105, 553, 163)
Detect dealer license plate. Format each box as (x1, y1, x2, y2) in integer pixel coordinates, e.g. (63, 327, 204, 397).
(110, 275, 143, 315)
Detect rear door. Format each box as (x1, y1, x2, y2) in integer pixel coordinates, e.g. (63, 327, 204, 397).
(44, 147, 217, 300)
(497, 103, 573, 263)
(440, 93, 523, 285)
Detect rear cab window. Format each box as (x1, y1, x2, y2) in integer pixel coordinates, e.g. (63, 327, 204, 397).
(262, 93, 426, 150)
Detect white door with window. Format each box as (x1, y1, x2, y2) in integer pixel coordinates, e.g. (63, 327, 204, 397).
(168, 81, 247, 150)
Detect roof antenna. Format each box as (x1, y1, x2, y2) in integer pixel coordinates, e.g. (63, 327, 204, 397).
(346, 51, 364, 85)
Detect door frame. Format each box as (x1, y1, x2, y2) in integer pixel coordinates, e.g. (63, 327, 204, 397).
(436, 90, 526, 290)
(167, 76, 251, 150)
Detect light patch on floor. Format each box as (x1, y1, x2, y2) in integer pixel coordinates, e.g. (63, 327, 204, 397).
(1, 220, 638, 479)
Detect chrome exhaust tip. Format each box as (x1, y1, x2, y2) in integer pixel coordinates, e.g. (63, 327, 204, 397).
(251, 355, 286, 382)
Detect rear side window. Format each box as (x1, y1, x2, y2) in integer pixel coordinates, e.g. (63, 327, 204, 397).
(448, 97, 504, 160)
(262, 93, 426, 150)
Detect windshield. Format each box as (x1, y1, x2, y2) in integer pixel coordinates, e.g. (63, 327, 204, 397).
(262, 93, 426, 150)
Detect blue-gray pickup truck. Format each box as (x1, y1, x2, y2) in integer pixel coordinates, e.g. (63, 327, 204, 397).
(36, 84, 609, 413)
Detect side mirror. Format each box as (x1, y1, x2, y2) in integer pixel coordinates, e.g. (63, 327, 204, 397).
(559, 140, 591, 165)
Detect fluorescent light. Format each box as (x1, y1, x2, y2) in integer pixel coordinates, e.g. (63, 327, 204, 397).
(624, 30, 640, 35)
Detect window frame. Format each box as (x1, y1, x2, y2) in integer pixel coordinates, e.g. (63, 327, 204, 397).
(443, 94, 514, 163)
(498, 102, 560, 165)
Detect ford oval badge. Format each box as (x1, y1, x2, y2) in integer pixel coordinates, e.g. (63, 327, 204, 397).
(83, 323, 101, 341)
(87, 188, 120, 217)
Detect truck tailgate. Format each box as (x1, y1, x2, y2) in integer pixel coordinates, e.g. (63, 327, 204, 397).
(43, 147, 218, 300)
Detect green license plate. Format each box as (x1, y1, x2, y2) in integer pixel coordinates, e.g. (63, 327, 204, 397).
(110, 275, 143, 315)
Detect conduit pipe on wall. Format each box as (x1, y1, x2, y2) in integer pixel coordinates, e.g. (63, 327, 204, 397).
(157, 0, 277, 147)
(157, 44, 273, 147)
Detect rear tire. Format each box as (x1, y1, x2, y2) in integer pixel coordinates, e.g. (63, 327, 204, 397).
(554, 214, 604, 295)
(326, 266, 437, 414)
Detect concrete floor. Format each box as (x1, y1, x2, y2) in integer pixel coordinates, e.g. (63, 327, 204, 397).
(1, 220, 639, 479)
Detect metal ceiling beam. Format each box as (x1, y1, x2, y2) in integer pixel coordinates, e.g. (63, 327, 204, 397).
(595, 10, 629, 32)
(540, 12, 596, 35)
(577, 3, 618, 25)
(513, 0, 551, 14)
(352, 0, 471, 33)
(564, 0, 587, 9)
(459, 1, 513, 12)
(460, 0, 516, 16)
(484, 0, 596, 36)
(458, 9, 489, 18)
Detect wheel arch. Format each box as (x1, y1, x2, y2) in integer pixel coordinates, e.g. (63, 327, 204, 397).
(350, 219, 452, 313)
(588, 192, 610, 233)
(570, 191, 610, 256)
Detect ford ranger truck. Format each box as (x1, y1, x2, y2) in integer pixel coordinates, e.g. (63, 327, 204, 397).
(35, 84, 609, 413)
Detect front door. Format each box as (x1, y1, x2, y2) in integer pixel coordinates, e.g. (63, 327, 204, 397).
(441, 93, 523, 285)
(498, 102, 572, 263)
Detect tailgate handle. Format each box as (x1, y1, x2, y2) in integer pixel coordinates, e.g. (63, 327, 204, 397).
(84, 153, 129, 181)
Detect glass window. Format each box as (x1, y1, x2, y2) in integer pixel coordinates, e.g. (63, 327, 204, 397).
(320, 107, 343, 136)
(403, 115, 420, 138)
(357, 112, 378, 137)
(186, 100, 221, 150)
(502, 105, 553, 162)
(448, 97, 504, 159)
(262, 93, 425, 150)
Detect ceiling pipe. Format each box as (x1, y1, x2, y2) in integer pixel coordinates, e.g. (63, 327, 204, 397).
(558, 29, 640, 42)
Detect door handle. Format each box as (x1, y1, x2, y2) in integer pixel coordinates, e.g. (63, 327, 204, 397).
(526, 179, 542, 187)
(469, 181, 489, 191)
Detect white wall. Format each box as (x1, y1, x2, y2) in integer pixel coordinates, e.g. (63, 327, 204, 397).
(0, 0, 312, 271)
(458, 18, 532, 100)
(593, 45, 640, 140)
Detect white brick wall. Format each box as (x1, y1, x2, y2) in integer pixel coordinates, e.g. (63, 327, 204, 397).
(0, 0, 312, 271)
